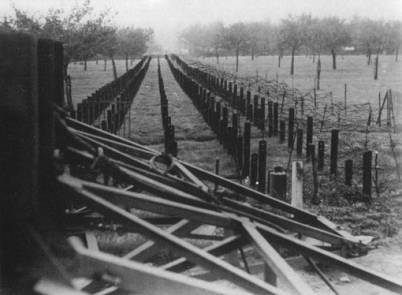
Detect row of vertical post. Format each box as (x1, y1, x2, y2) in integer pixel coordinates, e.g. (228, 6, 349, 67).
(74, 56, 151, 135)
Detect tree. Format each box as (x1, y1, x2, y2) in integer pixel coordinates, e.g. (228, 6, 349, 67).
(223, 22, 249, 72)
(387, 21, 402, 61)
(278, 14, 312, 75)
(204, 22, 225, 64)
(118, 27, 153, 71)
(320, 17, 350, 69)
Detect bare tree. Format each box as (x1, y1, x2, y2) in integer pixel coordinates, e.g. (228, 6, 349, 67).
(223, 22, 249, 72)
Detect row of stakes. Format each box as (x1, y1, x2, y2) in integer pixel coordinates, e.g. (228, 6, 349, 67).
(168, 55, 374, 201)
(72, 56, 151, 136)
(158, 57, 178, 156)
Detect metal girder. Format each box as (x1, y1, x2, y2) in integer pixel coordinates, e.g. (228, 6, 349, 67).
(222, 198, 351, 247)
(65, 119, 354, 240)
(161, 235, 247, 273)
(255, 223, 402, 294)
(69, 237, 253, 295)
(123, 219, 200, 261)
(60, 175, 288, 295)
(241, 221, 315, 295)
(70, 175, 231, 227)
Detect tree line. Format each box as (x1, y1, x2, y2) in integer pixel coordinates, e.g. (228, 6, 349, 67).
(0, 0, 153, 80)
(179, 15, 402, 74)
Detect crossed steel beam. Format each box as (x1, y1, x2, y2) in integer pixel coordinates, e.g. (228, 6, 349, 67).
(29, 114, 402, 295)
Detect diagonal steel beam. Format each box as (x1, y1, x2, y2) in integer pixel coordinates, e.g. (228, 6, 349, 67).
(60, 175, 288, 295)
(242, 221, 316, 295)
(123, 219, 200, 262)
(254, 222, 402, 294)
(69, 237, 253, 295)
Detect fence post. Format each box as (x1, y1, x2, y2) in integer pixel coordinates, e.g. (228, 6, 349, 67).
(296, 128, 303, 157)
(258, 140, 267, 193)
(253, 95, 259, 125)
(273, 102, 279, 136)
(243, 121, 251, 178)
(279, 120, 286, 143)
(260, 97, 266, 131)
(318, 141, 325, 171)
(309, 144, 319, 204)
(306, 116, 313, 159)
(291, 161, 303, 208)
(363, 151, 372, 200)
(269, 167, 287, 201)
(288, 108, 295, 148)
(330, 129, 339, 175)
(250, 153, 258, 187)
(268, 101, 273, 137)
(345, 159, 353, 186)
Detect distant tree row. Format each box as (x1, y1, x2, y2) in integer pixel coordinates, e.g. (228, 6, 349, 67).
(0, 0, 153, 79)
(179, 15, 402, 74)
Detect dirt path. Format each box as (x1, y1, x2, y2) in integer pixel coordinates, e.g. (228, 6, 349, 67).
(127, 57, 236, 175)
(126, 58, 165, 145)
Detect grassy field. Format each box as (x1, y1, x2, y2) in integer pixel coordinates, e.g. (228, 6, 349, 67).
(195, 54, 402, 105)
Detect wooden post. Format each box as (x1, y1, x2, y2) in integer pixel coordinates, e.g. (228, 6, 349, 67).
(306, 116, 313, 159)
(279, 120, 286, 143)
(374, 55, 379, 80)
(269, 168, 287, 201)
(243, 121, 251, 178)
(260, 97, 266, 131)
(313, 88, 317, 109)
(345, 159, 353, 186)
(296, 129, 303, 157)
(291, 161, 303, 208)
(344, 83, 347, 116)
(288, 108, 295, 149)
(318, 141, 325, 171)
(258, 140, 267, 193)
(253, 95, 259, 125)
(273, 102, 279, 136)
(268, 101, 273, 137)
(246, 90, 251, 117)
(233, 84, 237, 107)
(330, 129, 339, 175)
(250, 153, 258, 187)
(363, 151, 372, 200)
(239, 87, 244, 114)
(310, 144, 319, 204)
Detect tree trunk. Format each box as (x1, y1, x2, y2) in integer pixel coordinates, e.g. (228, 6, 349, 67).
(331, 48, 336, 70)
(396, 46, 399, 62)
(215, 49, 219, 64)
(374, 52, 379, 80)
(367, 47, 372, 65)
(278, 55, 281, 68)
(125, 54, 129, 72)
(104, 58, 107, 71)
(110, 55, 117, 80)
(290, 48, 295, 75)
(235, 48, 239, 72)
(84, 58, 87, 71)
(251, 47, 255, 60)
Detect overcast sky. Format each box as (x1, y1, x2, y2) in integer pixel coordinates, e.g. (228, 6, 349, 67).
(1, 0, 401, 50)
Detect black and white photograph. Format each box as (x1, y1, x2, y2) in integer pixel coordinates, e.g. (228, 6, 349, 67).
(1, 0, 402, 294)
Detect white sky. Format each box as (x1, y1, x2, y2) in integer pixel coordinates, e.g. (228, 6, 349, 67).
(1, 0, 402, 50)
